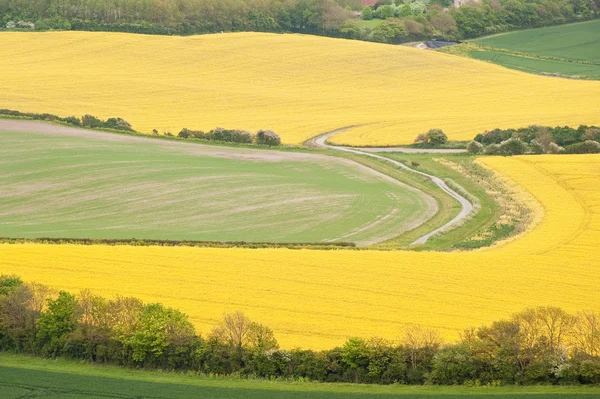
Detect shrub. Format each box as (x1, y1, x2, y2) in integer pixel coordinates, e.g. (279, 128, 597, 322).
(81, 114, 104, 129)
(548, 142, 564, 154)
(583, 128, 600, 142)
(498, 138, 527, 155)
(414, 133, 428, 145)
(484, 143, 500, 155)
(426, 128, 448, 146)
(466, 140, 483, 154)
(564, 140, 600, 154)
(475, 128, 512, 145)
(210, 127, 254, 143)
(61, 116, 81, 126)
(550, 125, 583, 146)
(179, 128, 207, 139)
(377, 5, 396, 19)
(105, 117, 133, 131)
(256, 130, 281, 146)
(362, 6, 374, 20)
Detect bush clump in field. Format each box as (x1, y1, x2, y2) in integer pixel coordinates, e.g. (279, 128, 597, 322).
(414, 128, 448, 148)
(473, 124, 600, 156)
(178, 127, 281, 146)
(82, 114, 134, 131)
(466, 140, 483, 154)
(256, 129, 281, 146)
(564, 140, 600, 154)
(484, 143, 500, 155)
(498, 137, 527, 155)
(0, 109, 133, 132)
(211, 127, 254, 143)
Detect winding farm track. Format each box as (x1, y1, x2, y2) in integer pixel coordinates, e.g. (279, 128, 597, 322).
(346, 146, 466, 154)
(307, 128, 474, 245)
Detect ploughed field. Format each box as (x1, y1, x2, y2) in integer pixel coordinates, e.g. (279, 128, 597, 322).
(1, 31, 599, 146)
(471, 20, 600, 79)
(0, 121, 432, 245)
(3, 154, 600, 349)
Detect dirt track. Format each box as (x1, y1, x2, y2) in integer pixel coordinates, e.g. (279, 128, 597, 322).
(308, 128, 474, 245)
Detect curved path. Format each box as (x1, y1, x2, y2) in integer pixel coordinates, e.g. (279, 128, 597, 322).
(307, 128, 474, 245)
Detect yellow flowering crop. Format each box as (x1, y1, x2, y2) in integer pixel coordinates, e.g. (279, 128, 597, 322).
(2, 155, 599, 349)
(0, 32, 599, 145)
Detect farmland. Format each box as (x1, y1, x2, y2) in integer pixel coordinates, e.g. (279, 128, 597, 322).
(1, 32, 600, 146)
(0, 121, 435, 245)
(2, 154, 599, 349)
(2, 355, 599, 399)
(469, 20, 600, 79)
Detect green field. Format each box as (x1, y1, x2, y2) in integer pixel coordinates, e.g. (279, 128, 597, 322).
(355, 18, 384, 29)
(1, 354, 599, 399)
(470, 20, 600, 79)
(0, 122, 434, 245)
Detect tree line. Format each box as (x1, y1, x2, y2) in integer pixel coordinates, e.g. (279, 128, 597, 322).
(178, 127, 281, 146)
(466, 124, 600, 155)
(0, 108, 281, 146)
(1, 275, 600, 385)
(0, 0, 597, 43)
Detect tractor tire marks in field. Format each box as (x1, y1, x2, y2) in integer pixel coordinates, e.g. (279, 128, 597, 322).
(0, 120, 438, 246)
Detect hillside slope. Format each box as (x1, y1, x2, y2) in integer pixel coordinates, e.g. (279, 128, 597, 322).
(470, 20, 600, 79)
(1, 31, 599, 145)
(2, 155, 599, 349)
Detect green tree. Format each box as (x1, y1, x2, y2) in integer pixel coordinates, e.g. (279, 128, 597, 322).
(372, 19, 407, 43)
(430, 12, 457, 36)
(466, 140, 483, 154)
(36, 291, 78, 356)
(377, 4, 396, 18)
(430, 344, 476, 384)
(340, 19, 363, 39)
(120, 303, 195, 364)
(0, 283, 50, 353)
(0, 275, 23, 296)
(361, 6, 373, 19)
(426, 128, 448, 146)
(341, 337, 369, 382)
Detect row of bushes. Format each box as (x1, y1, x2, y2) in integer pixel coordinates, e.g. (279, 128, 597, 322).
(178, 127, 281, 146)
(467, 125, 600, 155)
(0, 237, 355, 250)
(2, 275, 600, 385)
(0, 109, 281, 146)
(0, 109, 133, 132)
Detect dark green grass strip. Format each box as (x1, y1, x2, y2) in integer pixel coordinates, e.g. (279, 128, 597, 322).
(1, 355, 600, 399)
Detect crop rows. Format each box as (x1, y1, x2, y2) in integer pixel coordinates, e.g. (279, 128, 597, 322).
(0, 32, 599, 146)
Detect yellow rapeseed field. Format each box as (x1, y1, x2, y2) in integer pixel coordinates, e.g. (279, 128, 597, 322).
(1, 31, 599, 145)
(2, 155, 599, 349)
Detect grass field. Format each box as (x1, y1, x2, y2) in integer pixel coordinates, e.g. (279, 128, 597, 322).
(355, 19, 384, 29)
(1, 32, 599, 146)
(2, 155, 599, 349)
(2, 354, 600, 398)
(470, 20, 600, 79)
(0, 122, 434, 245)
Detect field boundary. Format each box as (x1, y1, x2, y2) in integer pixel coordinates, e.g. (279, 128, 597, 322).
(0, 237, 357, 250)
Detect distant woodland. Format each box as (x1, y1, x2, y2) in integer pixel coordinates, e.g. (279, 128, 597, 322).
(1, 0, 598, 43)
